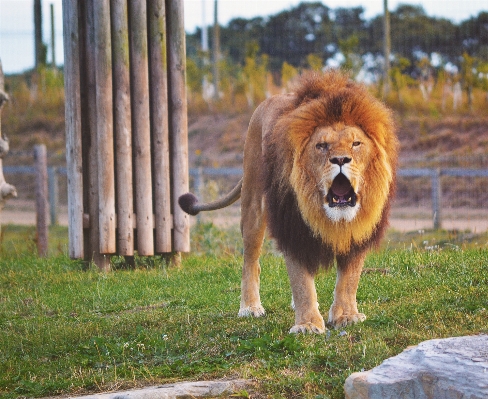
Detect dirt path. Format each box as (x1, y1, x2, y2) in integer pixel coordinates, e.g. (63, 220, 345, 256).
(2, 210, 487, 233)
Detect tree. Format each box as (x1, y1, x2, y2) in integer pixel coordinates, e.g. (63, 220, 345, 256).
(461, 52, 476, 109)
(260, 2, 331, 70)
(306, 54, 323, 71)
(459, 12, 488, 60)
(338, 35, 362, 76)
(242, 42, 268, 107)
(333, 7, 367, 48)
(281, 62, 298, 89)
(390, 57, 411, 103)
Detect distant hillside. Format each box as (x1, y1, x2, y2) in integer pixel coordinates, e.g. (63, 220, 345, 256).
(3, 69, 488, 170)
(188, 111, 488, 169)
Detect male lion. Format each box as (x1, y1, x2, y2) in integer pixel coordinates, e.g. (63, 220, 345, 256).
(179, 71, 398, 333)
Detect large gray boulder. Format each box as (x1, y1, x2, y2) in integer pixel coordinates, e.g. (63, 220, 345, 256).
(66, 379, 251, 399)
(345, 334, 488, 399)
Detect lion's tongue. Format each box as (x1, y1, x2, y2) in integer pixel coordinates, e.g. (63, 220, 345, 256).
(331, 174, 352, 196)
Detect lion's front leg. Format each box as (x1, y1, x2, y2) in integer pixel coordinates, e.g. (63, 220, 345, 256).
(285, 255, 325, 334)
(328, 250, 367, 329)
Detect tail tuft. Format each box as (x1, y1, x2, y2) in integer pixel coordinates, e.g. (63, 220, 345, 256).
(178, 193, 200, 215)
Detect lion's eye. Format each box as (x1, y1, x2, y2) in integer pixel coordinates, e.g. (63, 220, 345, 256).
(316, 142, 328, 151)
(352, 141, 361, 147)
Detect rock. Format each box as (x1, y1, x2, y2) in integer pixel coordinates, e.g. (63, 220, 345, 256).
(345, 334, 488, 399)
(66, 379, 251, 399)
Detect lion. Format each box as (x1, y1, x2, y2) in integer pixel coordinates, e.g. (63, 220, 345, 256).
(179, 71, 398, 333)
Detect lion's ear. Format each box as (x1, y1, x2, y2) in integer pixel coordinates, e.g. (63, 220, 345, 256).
(178, 193, 200, 216)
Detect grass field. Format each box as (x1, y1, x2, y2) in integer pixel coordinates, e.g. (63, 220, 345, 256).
(0, 223, 487, 398)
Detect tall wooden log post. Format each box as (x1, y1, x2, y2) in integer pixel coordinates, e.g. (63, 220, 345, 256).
(34, 145, 49, 257)
(79, 0, 111, 270)
(167, 0, 190, 255)
(148, 0, 172, 254)
(0, 60, 17, 228)
(63, 0, 190, 269)
(129, 0, 154, 256)
(63, 0, 84, 260)
(94, 0, 117, 258)
(111, 0, 134, 259)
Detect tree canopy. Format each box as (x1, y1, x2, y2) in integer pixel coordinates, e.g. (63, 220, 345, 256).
(186, 2, 488, 74)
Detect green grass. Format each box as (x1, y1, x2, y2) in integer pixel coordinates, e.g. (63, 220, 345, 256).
(0, 224, 487, 398)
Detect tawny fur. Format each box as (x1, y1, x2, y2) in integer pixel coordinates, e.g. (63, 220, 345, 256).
(179, 71, 398, 333)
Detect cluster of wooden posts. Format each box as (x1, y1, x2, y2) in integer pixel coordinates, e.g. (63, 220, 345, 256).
(63, 0, 189, 270)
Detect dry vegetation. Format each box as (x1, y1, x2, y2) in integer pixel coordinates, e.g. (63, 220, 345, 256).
(2, 67, 488, 172)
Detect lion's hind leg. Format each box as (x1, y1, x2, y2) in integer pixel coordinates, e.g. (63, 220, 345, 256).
(328, 251, 367, 329)
(238, 188, 267, 318)
(238, 231, 266, 317)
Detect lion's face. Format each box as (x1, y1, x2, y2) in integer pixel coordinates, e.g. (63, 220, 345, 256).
(307, 123, 374, 223)
(289, 118, 394, 253)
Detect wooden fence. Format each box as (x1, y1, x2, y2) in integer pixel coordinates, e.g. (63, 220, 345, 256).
(2, 164, 488, 243)
(62, 0, 189, 270)
(398, 168, 488, 229)
(190, 167, 488, 231)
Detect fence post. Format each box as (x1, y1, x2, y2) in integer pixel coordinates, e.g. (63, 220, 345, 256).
(111, 0, 134, 257)
(148, 0, 172, 254)
(167, 0, 190, 254)
(129, 0, 154, 256)
(195, 166, 203, 224)
(94, 0, 116, 255)
(34, 145, 49, 256)
(432, 168, 442, 230)
(62, 0, 84, 259)
(48, 166, 58, 225)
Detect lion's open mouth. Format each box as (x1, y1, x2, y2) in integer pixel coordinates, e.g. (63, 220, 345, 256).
(326, 173, 357, 208)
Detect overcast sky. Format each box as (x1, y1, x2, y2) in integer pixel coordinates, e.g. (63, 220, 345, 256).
(0, 0, 486, 74)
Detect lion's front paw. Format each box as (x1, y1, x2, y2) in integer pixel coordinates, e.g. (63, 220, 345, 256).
(238, 305, 265, 318)
(289, 322, 325, 334)
(328, 312, 366, 329)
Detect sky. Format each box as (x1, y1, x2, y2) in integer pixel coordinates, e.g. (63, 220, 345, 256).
(0, 0, 487, 74)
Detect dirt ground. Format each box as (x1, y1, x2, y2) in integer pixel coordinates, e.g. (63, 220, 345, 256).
(3, 202, 486, 233)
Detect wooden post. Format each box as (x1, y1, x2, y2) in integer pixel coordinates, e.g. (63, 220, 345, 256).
(50, 3, 56, 68)
(111, 0, 134, 256)
(48, 167, 58, 225)
(129, 0, 154, 256)
(62, 0, 84, 259)
(34, 145, 49, 257)
(195, 166, 203, 224)
(167, 0, 190, 253)
(94, 0, 116, 254)
(212, 0, 220, 100)
(79, 0, 111, 270)
(34, 0, 44, 68)
(432, 169, 442, 230)
(148, 0, 172, 253)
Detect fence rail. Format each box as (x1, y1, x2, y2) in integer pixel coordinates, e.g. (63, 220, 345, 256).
(3, 166, 488, 231)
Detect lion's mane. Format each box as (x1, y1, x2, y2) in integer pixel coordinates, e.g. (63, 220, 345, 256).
(263, 71, 398, 274)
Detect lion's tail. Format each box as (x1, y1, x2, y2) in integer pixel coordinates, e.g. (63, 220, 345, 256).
(178, 178, 243, 216)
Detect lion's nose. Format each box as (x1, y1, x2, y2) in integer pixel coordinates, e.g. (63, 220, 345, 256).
(330, 157, 351, 166)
